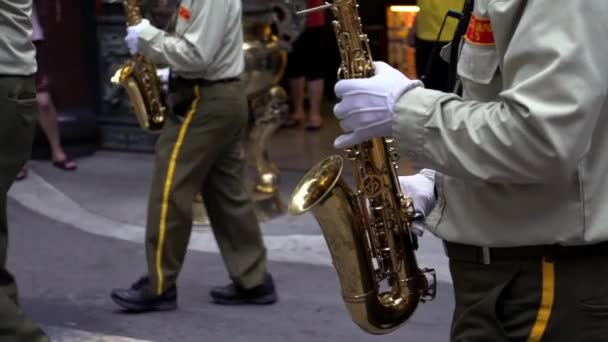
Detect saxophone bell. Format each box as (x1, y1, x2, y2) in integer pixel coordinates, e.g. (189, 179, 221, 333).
(289, 154, 437, 335)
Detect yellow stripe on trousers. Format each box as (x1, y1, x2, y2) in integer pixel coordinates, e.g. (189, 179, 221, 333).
(155, 86, 201, 295)
(528, 257, 555, 342)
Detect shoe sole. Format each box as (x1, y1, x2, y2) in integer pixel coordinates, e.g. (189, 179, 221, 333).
(111, 294, 177, 313)
(211, 293, 278, 306)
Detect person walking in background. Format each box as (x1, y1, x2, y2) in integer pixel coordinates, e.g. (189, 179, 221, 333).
(17, 0, 77, 180)
(282, 0, 326, 130)
(407, 0, 464, 92)
(0, 1, 52, 340)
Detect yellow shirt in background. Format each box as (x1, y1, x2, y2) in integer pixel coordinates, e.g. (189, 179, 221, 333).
(416, 0, 464, 42)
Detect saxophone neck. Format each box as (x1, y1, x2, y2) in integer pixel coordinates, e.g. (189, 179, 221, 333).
(124, 0, 143, 25)
(330, 0, 375, 79)
(296, 1, 374, 79)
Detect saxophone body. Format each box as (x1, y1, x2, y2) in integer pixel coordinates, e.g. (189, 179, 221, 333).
(289, 0, 436, 334)
(111, 0, 166, 133)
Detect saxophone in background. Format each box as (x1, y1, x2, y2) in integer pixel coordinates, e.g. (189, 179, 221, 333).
(111, 0, 166, 133)
(288, 0, 436, 335)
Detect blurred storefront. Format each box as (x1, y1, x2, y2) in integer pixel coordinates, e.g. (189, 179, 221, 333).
(386, 5, 419, 79)
(34, 0, 422, 154)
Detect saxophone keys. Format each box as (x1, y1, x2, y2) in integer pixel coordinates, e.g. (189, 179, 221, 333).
(362, 175, 383, 197)
(345, 149, 360, 160)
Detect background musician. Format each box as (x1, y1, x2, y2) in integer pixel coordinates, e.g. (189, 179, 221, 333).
(111, 0, 278, 312)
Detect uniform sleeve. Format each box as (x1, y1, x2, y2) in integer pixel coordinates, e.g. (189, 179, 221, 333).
(395, 0, 608, 184)
(135, 1, 227, 73)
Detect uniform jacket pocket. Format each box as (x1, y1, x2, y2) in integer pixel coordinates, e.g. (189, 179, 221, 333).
(7, 95, 38, 126)
(457, 42, 500, 85)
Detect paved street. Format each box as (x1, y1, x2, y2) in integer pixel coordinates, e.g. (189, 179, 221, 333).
(6, 121, 454, 341)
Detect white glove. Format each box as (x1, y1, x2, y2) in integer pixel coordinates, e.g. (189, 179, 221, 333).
(157, 67, 170, 91)
(399, 169, 437, 236)
(157, 67, 170, 82)
(333, 61, 422, 149)
(125, 19, 151, 55)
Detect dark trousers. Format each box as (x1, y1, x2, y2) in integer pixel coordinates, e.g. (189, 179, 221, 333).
(415, 38, 451, 92)
(450, 252, 608, 341)
(145, 79, 268, 295)
(0, 76, 50, 341)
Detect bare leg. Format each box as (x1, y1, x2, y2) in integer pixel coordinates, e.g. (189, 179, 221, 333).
(287, 76, 306, 125)
(306, 78, 324, 129)
(36, 92, 77, 169)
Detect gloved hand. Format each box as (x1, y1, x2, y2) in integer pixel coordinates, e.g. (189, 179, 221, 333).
(333, 61, 422, 149)
(399, 169, 437, 236)
(156, 68, 170, 83)
(125, 19, 151, 55)
(157, 67, 170, 92)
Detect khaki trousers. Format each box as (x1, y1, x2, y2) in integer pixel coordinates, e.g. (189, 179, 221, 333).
(450, 252, 608, 341)
(145, 79, 267, 295)
(0, 76, 50, 341)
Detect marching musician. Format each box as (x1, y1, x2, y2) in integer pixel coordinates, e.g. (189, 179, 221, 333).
(111, 0, 278, 312)
(0, 0, 51, 340)
(332, 0, 608, 340)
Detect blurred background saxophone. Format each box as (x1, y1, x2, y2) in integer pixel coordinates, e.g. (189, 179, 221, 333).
(289, 0, 436, 335)
(241, 0, 295, 206)
(111, 0, 166, 133)
(194, 0, 307, 224)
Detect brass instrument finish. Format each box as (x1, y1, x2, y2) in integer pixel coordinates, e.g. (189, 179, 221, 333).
(289, 0, 436, 335)
(111, 0, 166, 133)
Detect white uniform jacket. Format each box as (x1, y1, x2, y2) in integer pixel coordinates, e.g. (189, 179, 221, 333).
(0, 0, 36, 75)
(394, 0, 608, 247)
(136, 0, 244, 80)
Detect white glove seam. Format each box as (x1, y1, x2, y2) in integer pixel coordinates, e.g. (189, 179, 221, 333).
(338, 106, 391, 119)
(341, 90, 389, 97)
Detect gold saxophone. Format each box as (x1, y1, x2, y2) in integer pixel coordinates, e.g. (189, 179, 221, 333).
(288, 0, 436, 335)
(111, 0, 166, 133)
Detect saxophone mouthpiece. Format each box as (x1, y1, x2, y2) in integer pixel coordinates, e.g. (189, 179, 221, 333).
(296, 2, 333, 16)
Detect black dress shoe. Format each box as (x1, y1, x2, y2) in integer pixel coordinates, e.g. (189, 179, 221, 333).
(210, 274, 278, 305)
(111, 276, 177, 312)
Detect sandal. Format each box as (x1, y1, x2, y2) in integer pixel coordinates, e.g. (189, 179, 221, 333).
(281, 112, 306, 128)
(52, 158, 78, 171)
(281, 117, 305, 128)
(305, 118, 323, 131)
(16, 167, 27, 181)
(305, 123, 322, 131)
